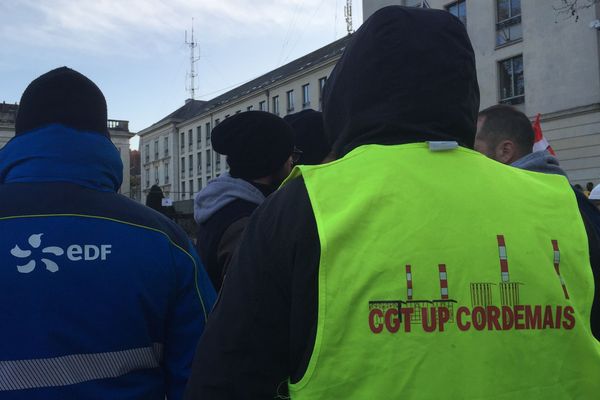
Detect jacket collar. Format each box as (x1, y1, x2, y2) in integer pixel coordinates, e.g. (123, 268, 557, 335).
(0, 124, 123, 192)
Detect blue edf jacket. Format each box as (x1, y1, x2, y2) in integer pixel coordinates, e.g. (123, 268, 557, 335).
(0, 125, 216, 400)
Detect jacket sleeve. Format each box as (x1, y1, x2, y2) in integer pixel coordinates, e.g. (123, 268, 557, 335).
(217, 216, 250, 281)
(165, 241, 217, 400)
(184, 178, 320, 399)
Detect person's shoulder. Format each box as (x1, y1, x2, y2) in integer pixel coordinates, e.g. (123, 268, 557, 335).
(0, 181, 192, 251)
(253, 176, 311, 227)
(107, 193, 191, 250)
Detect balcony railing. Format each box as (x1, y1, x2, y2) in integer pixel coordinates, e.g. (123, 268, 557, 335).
(107, 119, 129, 131)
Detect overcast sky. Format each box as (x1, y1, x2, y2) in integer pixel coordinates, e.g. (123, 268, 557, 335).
(0, 0, 363, 149)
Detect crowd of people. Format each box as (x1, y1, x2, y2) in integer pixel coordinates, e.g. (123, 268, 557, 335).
(1, 5, 599, 400)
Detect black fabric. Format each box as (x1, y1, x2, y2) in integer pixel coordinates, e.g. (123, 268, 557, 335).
(196, 198, 259, 291)
(322, 6, 479, 157)
(575, 188, 600, 239)
(283, 109, 330, 165)
(146, 184, 165, 213)
(574, 189, 600, 340)
(211, 111, 294, 179)
(15, 67, 109, 137)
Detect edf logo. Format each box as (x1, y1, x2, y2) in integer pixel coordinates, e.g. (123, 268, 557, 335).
(10, 233, 112, 274)
(66, 244, 112, 261)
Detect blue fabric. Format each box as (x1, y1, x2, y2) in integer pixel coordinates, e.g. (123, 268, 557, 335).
(0, 124, 123, 192)
(511, 150, 567, 177)
(0, 126, 216, 400)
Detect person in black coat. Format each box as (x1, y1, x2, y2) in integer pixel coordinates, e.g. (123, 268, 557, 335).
(185, 6, 600, 399)
(194, 111, 295, 291)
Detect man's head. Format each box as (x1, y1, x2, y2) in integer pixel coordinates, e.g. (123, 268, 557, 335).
(283, 109, 331, 165)
(475, 105, 534, 164)
(211, 111, 294, 186)
(15, 67, 109, 137)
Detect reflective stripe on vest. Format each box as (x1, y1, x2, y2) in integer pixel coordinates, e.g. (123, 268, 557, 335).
(287, 143, 600, 399)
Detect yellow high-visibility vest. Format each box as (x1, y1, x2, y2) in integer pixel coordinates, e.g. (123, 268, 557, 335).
(287, 143, 600, 399)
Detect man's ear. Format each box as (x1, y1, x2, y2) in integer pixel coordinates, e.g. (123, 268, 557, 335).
(496, 140, 516, 164)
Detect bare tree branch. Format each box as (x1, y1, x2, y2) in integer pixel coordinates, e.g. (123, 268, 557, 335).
(554, 0, 598, 22)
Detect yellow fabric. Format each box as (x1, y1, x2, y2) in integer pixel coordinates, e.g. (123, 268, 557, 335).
(287, 143, 600, 399)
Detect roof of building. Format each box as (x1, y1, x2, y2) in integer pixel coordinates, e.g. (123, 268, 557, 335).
(141, 34, 351, 134)
(150, 99, 208, 129)
(198, 34, 350, 113)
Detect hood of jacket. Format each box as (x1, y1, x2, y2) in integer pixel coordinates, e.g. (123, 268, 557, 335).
(194, 173, 266, 224)
(0, 123, 123, 192)
(511, 150, 567, 177)
(322, 6, 480, 157)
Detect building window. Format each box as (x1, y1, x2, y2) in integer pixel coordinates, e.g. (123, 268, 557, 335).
(188, 129, 193, 150)
(154, 140, 159, 160)
(189, 155, 193, 177)
(446, 1, 466, 25)
(197, 126, 202, 149)
(198, 177, 202, 190)
(247, 105, 254, 111)
(496, 0, 522, 47)
(154, 166, 159, 184)
(189, 179, 194, 196)
(272, 96, 280, 115)
(499, 55, 524, 105)
(259, 100, 267, 111)
(145, 168, 150, 188)
(181, 181, 186, 199)
(165, 162, 169, 184)
(197, 152, 202, 173)
(215, 152, 221, 169)
(318, 77, 327, 109)
(181, 157, 185, 174)
(206, 149, 212, 168)
(286, 90, 294, 113)
(206, 122, 211, 143)
(164, 137, 169, 157)
(215, 118, 220, 126)
(180, 132, 184, 149)
(302, 84, 310, 108)
(144, 144, 149, 163)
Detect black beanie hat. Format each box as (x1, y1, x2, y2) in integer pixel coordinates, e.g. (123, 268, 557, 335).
(284, 109, 331, 165)
(211, 111, 294, 180)
(15, 66, 109, 137)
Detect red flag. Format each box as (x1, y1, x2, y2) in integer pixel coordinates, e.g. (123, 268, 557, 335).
(532, 113, 556, 156)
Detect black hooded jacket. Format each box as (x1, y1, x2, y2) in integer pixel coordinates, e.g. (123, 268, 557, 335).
(185, 6, 600, 399)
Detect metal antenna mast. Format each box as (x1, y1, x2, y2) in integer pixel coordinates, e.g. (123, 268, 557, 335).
(185, 18, 200, 100)
(344, 0, 353, 35)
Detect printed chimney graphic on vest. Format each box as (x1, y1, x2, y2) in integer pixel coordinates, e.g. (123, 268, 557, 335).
(470, 235, 523, 307)
(368, 234, 575, 334)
